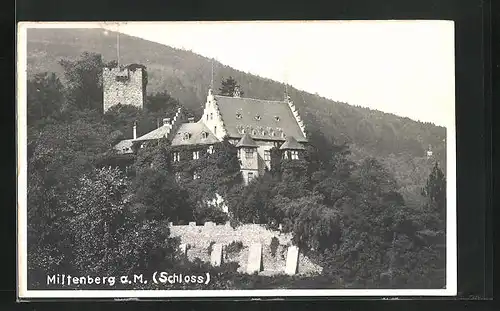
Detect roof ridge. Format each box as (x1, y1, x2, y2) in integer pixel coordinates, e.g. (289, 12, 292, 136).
(215, 94, 286, 103)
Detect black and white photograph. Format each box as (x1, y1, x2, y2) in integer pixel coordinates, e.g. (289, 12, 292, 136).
(17, 21, 456, 298)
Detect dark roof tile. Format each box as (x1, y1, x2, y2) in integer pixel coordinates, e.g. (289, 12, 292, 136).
(214, 95, 306, 142)
(236, 133, 258, 148)
(280, 136, 306, 150)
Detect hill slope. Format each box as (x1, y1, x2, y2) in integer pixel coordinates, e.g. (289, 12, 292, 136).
(26, 28, 446, 171)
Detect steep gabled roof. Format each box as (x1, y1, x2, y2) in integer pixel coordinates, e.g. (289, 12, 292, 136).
(133, 124, 172, 142)
(170, 121, 220, 146)
(280, 136, 306, 150)
(214, 95, 307, 142)
(236, 133, 257, 148)
(114, 139, 134, 154)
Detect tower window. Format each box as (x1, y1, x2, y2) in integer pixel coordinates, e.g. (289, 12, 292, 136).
(291, 150, 299, 160)
(245, 148, 254, 158)
(214, 126, 217, 135)
(210, 113, 213, 120)
(247, 172, 254, 183)
(206, 114, 209, 121)
(193, 151, 200, 160)
(264, 150, 271, 161)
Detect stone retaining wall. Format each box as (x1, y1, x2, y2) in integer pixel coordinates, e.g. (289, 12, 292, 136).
(170, 222, 322, 275)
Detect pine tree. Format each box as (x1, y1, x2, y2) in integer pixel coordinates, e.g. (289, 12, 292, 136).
(59, 52, 104, 112)
(218, 76, 244, 97)
(421, 162, 446, 226)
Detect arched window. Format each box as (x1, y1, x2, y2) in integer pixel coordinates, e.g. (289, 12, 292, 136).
(214, 126, 217, 135)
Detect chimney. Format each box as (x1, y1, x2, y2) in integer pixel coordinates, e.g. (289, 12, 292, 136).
(133, 121, 137, 139)
(188, 117, 195, 123)
(163, 118, 171, 126)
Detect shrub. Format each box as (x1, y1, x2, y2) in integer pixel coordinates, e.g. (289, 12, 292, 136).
(270, 237, 280, 257)
(226, 241, 244, 255)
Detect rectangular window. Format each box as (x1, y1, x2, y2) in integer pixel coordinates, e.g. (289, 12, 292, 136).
(207, 145, 214, 154)
(175, 172, 182, 181)
(283, 151, 289, 160)
(245, 148, 254, 159)
(291, 150, 299, 160)
(173, 152, 180, 162)
(193, 151, 200, 160)
(193, 171, 200, 180)
(247, 172, 254, 183)
(264, 150, 271, 161)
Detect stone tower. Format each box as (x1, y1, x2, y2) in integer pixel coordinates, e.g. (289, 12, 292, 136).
(102, 65, 145, 113)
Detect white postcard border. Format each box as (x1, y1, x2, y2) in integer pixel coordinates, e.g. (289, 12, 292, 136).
(16, 21, 457, 298)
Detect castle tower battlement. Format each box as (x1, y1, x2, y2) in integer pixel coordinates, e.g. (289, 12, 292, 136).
(103, 66, 145, 113)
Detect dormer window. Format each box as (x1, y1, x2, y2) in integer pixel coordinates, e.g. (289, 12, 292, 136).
(262, 131, 267, 136)
(275, 116, 280, 121)
(255, 115, 261, 121)
(183, 133, 191, 140)
(282, 132, 286, 138)
(242, 129, 246, 134)
(271, 131, 276, 137)
(252, 130, 257, 136)
(202, 132, 208, 139)
(236, 112, 242, 119)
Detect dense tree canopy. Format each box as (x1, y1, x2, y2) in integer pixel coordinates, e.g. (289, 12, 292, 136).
(218, 76, 244, 97)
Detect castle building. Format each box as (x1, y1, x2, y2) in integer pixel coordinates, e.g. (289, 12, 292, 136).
(114, 87, 308, 185)
(103, 65, 146, 113)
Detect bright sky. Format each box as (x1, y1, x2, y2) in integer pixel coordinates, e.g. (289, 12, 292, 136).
(32, 21, 456, 127)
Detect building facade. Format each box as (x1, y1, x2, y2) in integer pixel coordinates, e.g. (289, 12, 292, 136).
(114, 87, 308, 185)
